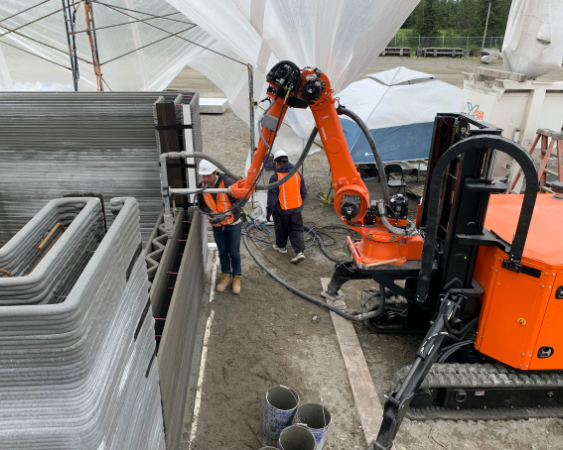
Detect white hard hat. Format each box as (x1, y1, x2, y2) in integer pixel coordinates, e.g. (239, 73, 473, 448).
(198, 160, 218, 175)
(273, 149, 288, 161)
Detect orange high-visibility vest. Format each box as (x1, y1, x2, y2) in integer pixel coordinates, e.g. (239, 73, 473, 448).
(277, 172, 303, 210)
(202, 180, 234, 226)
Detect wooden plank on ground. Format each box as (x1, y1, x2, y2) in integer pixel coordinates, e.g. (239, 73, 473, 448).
(321, 278, 383, 445)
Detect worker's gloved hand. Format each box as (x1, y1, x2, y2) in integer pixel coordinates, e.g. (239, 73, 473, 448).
(266, 212, 273, 222)
(209, 215, 224, 225)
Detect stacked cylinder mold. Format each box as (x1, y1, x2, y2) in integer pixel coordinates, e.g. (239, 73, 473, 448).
(0, 197, 165, 450)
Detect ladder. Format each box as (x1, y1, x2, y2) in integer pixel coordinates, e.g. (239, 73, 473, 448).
(510, 128, 563, 192)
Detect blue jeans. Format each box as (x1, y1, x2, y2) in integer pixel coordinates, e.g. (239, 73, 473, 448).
(212, 222, 242, 276)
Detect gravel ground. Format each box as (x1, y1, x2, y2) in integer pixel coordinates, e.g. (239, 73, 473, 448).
(172, 57, 563, 450)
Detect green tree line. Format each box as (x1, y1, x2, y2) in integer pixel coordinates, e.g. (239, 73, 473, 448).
(402, 0, 512, 36)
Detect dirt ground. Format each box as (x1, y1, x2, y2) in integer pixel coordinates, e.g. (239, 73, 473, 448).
(171, 57, 563, 450)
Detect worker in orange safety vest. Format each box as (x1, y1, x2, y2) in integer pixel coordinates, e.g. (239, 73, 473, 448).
(266, 150, 307, 264)
(198, 160, 245, 294)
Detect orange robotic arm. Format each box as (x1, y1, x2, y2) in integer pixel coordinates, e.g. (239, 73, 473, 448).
(229, 61, 422, 268)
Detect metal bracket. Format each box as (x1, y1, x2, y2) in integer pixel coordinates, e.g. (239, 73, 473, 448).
(502, 259, 522, 273)
(261, 113, 280, 131)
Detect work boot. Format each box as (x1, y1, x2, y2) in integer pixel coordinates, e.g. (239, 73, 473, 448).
(232, 275, 241, 294)
(291, 253, 306, 264)
(216, 274, 232, 292)
(273, 244, 287, 254)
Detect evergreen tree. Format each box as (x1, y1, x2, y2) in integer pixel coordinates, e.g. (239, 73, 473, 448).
(401, 0, 512, 37)
(412, 0, 441, 36)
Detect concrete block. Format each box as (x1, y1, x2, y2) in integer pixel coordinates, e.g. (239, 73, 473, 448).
(200, 98, 229, 114)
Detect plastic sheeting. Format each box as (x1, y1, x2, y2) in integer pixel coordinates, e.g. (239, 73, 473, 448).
(502, 0, 563, 78)
(0, 1, 216, 91)
(166, 0, 420, 156)
(336, 67, 462, 163)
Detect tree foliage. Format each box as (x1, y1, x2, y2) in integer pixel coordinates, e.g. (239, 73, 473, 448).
(404, 0, 513, 36)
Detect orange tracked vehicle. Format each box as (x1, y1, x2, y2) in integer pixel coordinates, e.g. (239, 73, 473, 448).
(224, 61, 563, 450)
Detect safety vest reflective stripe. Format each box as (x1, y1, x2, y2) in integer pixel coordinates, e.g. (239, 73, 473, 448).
(277, 172, 302, 210)
(202, 180, 234, 226)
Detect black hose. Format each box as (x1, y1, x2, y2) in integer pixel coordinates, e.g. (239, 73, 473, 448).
(376, 283, 386, 316)
(255, 128, 319, 190)
(316, 231, 349, 264)
(444, 315, 479, 338)
(336, 105, 390, 205)
(377, 201, 416, 236)
(243, 235, 383, 321)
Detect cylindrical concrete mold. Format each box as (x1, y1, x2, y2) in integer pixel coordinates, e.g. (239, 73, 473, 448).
(262, 385, 300, 439)
(277, 425, 316, 450)
(294, 403, 332, 450)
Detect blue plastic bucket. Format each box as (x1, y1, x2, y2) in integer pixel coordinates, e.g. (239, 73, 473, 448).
(262, 385, 300, 439)
(277, 424, 316, 450)
(294, 403, 332, 450)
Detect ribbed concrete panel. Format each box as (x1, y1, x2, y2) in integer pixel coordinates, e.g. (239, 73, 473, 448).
(0, 92, 200, 246)
(158, 210, 205, 449)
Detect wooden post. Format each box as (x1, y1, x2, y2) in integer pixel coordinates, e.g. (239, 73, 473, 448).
(482, 2, 492, 50)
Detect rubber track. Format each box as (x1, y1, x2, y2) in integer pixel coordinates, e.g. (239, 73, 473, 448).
(392, 363, 563, 420)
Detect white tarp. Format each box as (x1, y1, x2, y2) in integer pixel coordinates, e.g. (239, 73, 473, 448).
(502, 0, 563, 78)
(338, 67, 463, 163)
(166, 0, 421, 155)
(0, 1, 216, 91)
(289, 67, 462, 141)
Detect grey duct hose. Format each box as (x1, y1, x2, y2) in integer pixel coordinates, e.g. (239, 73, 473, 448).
(244, 234, 382, 321)
(377, 201, 416, 236)
(255, 128, 319, 190)
(336, 105, 390, 205)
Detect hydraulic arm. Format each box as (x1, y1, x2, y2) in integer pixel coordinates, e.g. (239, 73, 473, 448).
(229, 61, 422, 269)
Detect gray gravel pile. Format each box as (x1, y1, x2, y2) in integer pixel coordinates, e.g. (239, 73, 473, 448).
(0, 197, 165, 450)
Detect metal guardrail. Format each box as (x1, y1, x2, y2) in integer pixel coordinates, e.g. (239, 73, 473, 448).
(387, 35, 504, 50)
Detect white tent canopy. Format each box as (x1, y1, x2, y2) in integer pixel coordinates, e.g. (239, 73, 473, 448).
(0, 1, 218, 91)
(333, 67, 463, 163)
(165, 0, 420, 147)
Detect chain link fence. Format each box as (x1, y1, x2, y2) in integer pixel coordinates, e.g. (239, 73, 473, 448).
(387, 35, 504, 51)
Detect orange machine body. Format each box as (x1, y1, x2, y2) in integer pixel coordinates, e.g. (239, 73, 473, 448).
(474, 193, 563, 370)
(229, 65, 423, 268)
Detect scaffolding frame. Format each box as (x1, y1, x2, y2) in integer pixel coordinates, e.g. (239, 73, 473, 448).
(0, 0, 257, 164)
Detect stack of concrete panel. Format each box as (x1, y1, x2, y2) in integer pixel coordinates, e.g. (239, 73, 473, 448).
(0, 197, 165, 450)
(0, 92, 201, 247)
